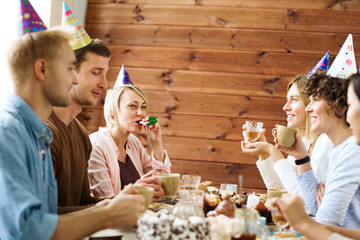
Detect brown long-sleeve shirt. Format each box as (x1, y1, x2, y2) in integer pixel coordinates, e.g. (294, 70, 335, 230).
(46, 111, 101, 214)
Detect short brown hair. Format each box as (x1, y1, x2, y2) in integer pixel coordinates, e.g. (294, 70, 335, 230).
(74, 39, 110, 70)
(305, 69, 349, 119)
(7, 27, 73, 85)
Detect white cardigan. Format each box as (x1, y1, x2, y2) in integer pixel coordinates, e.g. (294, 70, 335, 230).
(256, 134, 333, 195)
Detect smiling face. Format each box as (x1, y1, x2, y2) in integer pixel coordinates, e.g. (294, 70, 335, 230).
(115, 89, 148, 134)
(305, 95, 337, 134)
(346, 83, 360, 144)
(283, 84, 306, 129)
(70, 52, 109, 106)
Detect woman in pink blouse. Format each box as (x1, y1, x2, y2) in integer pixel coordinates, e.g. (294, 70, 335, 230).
(88, 84, 171, 201)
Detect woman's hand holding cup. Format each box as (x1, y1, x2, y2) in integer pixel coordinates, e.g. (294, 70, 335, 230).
(241, 122, 272, 159)
(273, 125, 308, 159)
(135, 170, 164, 202)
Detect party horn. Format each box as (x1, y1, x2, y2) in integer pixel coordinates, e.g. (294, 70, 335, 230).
(139, 116, 158, 125)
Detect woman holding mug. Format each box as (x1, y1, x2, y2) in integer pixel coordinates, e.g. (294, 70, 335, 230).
(88, 82, 171, 202)
(270, 73, 360, 239)
(241, 75, 332, 195)
(278, 70, 360, 228)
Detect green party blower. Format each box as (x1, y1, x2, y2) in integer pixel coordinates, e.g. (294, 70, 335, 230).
(139, 116, 158, 125)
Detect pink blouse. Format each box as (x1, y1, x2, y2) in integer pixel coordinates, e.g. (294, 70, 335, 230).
(88, 127, 172, 198)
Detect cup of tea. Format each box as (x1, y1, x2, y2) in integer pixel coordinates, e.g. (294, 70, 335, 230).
(245, 121, 263, 143)
(182, 175, 201, 190)
(267, 188, 287, 199)
(134, 186, 155, 210)
(272, 125, 297, 147)
(156, 173, 180, 196)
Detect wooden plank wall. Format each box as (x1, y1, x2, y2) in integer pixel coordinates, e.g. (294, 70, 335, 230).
(79, 0, 360, 192)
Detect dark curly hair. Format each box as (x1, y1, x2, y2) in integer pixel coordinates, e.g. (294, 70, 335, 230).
(304, 69, 349, 119)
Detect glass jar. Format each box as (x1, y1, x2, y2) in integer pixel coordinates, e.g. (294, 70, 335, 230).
(171, 190, 205, 220)
(232, 208, 270, 240)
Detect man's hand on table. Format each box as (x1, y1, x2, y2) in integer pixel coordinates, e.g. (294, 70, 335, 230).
(105, 184, 145, 229)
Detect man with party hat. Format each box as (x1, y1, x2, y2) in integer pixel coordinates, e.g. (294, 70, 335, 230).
(45, 2, 112, 213)
(327, 34, 357, 79)
(0, 1, 144, 239)
(306, 51, 329, 79)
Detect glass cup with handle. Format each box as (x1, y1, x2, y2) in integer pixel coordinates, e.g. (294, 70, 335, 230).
(244, 121, 263, 143)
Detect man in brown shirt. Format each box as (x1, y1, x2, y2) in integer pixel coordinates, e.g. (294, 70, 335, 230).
(46, 38, 111, 213)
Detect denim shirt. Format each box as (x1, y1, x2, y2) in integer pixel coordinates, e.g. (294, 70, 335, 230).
(0, 94, 58, 240)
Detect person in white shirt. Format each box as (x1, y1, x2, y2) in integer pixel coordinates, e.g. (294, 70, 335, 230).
(241, 75, 333, 195)
(268, 73, 360, 240)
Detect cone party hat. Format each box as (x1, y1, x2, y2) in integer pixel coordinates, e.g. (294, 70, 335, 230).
(327, 34, 357, 79)
(306, 51, 329, 79)
(62, 2, 92, 50)
(18, 0, 47, 36)
(114, 65, 133, 88)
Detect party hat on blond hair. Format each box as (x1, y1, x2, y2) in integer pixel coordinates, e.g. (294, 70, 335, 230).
(62, 2, 92, 50)
(114, 65, 133, 88)
(306, 51, 329, 79)
(327, 34, 357, 79)
(18, 0, 47, 36)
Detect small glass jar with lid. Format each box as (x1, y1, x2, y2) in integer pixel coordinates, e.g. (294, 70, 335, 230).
(171, 190, 205, 219)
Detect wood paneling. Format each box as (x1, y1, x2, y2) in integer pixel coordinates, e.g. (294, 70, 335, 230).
(105, 67, 290, 97)
(88, 0, 359, 12)
(83, 0, 360, 191)
(87, 23, 360, 54)
(107, 45, 332, 75)
(86, 4, 360, 34)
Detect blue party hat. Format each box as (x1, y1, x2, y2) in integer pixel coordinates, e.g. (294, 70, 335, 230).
(306, 51, 329, 79)
(114, 65, 133, 87)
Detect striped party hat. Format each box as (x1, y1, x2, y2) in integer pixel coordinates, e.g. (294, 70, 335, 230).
(18, 0, 47, 36)
(62, 2, 91, 50)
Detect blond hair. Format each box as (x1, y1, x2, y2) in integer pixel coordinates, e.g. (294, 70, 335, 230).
(7, 27, 73, 85)
(287, 75, 319, 144)
(104, 85, 148, 127)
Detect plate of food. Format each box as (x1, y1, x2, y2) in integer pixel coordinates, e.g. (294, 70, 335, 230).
(158, 196, 179, 205)
(148, 202, 174, 212)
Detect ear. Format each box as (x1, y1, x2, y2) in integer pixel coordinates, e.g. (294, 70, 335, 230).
(110, 111, 117, 120)
(33, 58, 48, 82)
